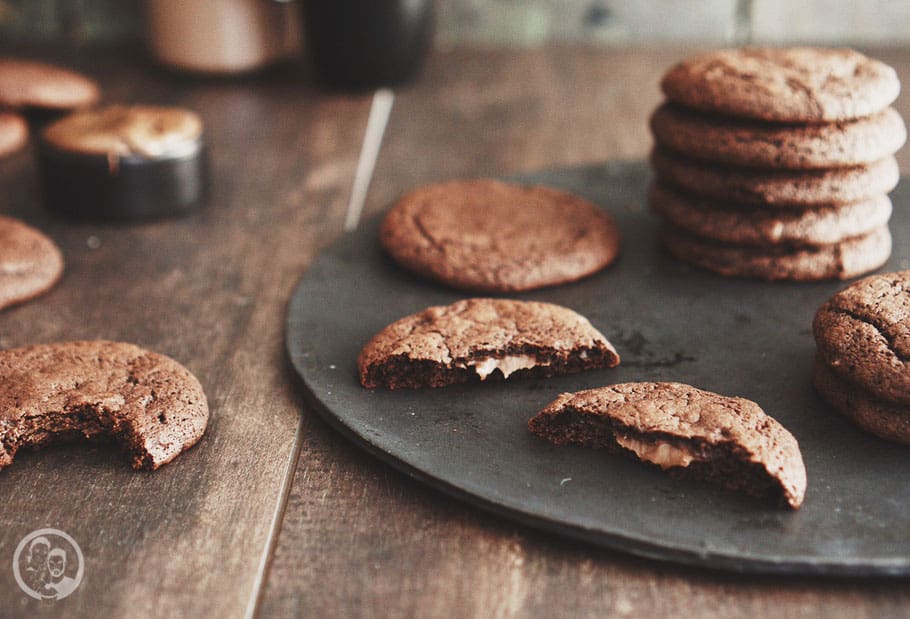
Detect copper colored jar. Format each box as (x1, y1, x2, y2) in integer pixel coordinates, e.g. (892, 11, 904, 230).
(146, 0, 300, 74)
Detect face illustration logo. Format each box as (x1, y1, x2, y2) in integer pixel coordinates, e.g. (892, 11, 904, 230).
(12, 529, 84, 601)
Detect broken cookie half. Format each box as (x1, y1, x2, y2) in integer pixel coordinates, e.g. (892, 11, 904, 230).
(358, 298, 620, 389)
(0, 341, 209, 471)
(529, 382, 806, 509)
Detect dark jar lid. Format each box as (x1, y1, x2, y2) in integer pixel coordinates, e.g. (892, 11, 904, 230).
(37, 105, 210, 222)
(301, 0, 435, 91)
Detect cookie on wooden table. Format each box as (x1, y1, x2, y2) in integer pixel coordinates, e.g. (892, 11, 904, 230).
(660, 47, 900, 123)
(0, 215, 64, 310)
(648, 183, 892, 247)
(0, 341, 209, 471)
(0, 59, 100, 111)
(814, 270, 910, 407)
(650, 103, 907, 170)
(651, 148, 900, 207)
(0, 112, 27, 158)
(813, 357, 910, 445)
(528, 382, 807, 509)
(660, 224, 891, 282)
(358, 298, 620, 389)
(380, 179, 621, 292)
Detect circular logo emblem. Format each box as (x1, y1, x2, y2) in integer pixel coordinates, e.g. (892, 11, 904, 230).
(12, 529, 83, 601)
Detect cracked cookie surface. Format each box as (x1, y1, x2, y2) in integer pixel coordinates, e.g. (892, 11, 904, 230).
(650, 103, 906, 170)
(380, 179, 620, 292)
(358, 298, 619, 389)
(528, 382, 807, 509)
(0, 341, 209, 470)
(814, 270, 910, 405)
(660, 47, 900, 123)
(0, 215, 64, 311)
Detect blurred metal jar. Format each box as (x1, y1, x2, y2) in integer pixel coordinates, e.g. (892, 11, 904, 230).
(146, 0, 300, 74)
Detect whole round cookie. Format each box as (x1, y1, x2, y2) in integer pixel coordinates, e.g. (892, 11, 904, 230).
(0, 59, 100, 111)
(0, 341, 209, 470)
(813, 356, 910, 445)
(0, 215, 64, 310)
(660, 224, 891, 281)
(650, 103, 907, 169)
(814, 270, 910, 405)
(0, 112, 27, 158)
(651, 148, 900, 207)
(380, 179, 621, 292)
(648, 183, 892, 247)
(660, 47, 900, 123)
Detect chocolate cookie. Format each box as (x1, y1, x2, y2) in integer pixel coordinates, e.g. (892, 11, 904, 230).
(651, 148, 900, 207)
(358, 298, 620, 389)
(528, 382, 807, 509)
(0, 112, 27, 158)
(380, 179, 621, 292)
(660, 47, 900, 123)
(0, 59, 100, 111)
(0, 341, 209, 470)
(650, 103, 907, 169)
(813, 356, 910, 445)
(814, 270, 910, 405)
(0, 215, 64, 310)
(660, 224, 891, 281)
(649, 183, 892, 247)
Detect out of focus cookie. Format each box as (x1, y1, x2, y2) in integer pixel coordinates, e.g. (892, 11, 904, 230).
(0, 59, 99, 111)
(650, 103, 906, 170)
(648, 183, 892, 247)
(0, 112, 27, 158)
(660, 224, 891, 282)
(0, 215, 63, 310)
(660, 47, 900, 123)
(651, 148, 900, 207)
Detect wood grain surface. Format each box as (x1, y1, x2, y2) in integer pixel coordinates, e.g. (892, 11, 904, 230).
(0, 44, 908, 618)
(0, 46, 371, 617)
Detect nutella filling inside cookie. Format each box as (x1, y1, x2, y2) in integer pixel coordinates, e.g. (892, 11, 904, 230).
(358, 299, 620, 390)
(528, 382, 807, 509)
(614, 434, 703, 469)
(461, 355, 546, 380)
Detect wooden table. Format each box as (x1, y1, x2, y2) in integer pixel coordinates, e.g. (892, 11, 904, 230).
(1, 45, 909, 619)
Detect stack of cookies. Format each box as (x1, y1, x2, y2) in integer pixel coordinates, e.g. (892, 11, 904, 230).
(813, 270, 910, 444)
(649, 47, 905, 281)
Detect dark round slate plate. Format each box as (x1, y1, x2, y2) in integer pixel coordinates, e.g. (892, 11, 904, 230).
(286, 161, 910, 575)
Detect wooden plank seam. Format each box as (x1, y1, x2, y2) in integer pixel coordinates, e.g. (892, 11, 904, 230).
(247, 88, 394, 618)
